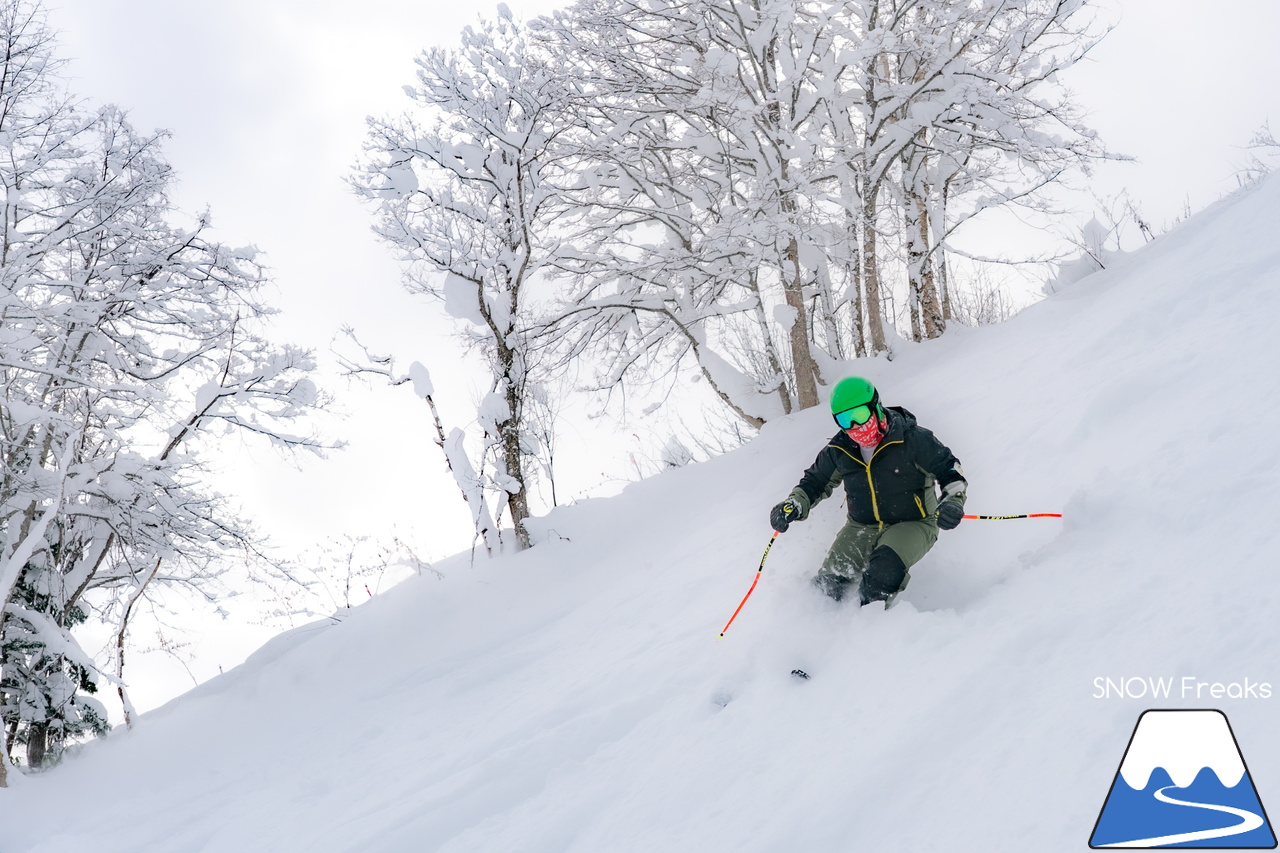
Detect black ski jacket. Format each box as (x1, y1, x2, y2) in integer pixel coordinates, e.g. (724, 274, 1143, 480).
(793, 406, 965, 526)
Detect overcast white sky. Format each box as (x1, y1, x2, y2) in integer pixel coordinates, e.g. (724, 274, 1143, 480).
(45, 0, 587, 564)
(37, 0, 1280, 711)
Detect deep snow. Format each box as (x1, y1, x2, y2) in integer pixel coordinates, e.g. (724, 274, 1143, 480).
(3, 174, 1280, 852)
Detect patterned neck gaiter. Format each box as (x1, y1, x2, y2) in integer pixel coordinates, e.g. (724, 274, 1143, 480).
(846, 415, 886, 448)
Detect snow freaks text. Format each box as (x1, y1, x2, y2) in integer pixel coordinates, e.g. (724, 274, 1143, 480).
(1093, 677, 1273, 701)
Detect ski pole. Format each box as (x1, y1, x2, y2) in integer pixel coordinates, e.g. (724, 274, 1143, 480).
(962, 513, 1063, 520)
(718, 531, 780, 639)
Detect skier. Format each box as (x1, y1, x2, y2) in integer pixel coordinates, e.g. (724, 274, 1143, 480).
(770, 376, 967, 607)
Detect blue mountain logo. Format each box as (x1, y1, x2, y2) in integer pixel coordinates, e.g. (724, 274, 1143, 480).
(1091, 709, 1276, 848)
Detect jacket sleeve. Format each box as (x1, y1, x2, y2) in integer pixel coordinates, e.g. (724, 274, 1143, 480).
(910, 426, 967, 503)
(790, 445, 844, 518)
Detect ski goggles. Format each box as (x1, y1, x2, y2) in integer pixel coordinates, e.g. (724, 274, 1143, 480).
(834, 401, 879, 430)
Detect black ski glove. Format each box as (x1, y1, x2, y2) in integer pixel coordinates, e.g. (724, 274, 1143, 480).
(770, 500, 802, 533)
(937, 500, 964, 530)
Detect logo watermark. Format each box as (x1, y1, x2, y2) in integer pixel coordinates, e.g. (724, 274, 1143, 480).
(1090, 709, 1276, 848)
(1093, 676, 1273, 701)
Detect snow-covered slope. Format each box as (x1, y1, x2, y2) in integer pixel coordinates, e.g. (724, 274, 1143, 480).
(4, 176, 1280, 852)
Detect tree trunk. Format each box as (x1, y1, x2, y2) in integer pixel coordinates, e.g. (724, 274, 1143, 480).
(783, 236, 821, 409)
(761, 27, 820, 411)
(914, 196, 945, 339)
(907, 277, 923, 342)
(861, 183, 887, 353)
(496, 343, 531, 551)
(814, 261, 845, 361)
(0, 680, 9, 786)
(419, 378, 493, 558)
(904, 191, 943, 341)
(848, 210, 867, 358)
(904, 197, 922, 341)
(26, 720, 47, 769)
(939, 243, 953, 322)
(775, 152, 819, 402)
(115, 557, 162, 728)
(939, 182, 954, 322)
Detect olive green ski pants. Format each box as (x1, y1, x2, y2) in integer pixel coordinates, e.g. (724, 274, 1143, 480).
(813, 516, 939, 603)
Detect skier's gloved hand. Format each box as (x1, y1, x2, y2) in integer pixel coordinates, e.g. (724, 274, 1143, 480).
(936, 500, 964, 530)
(770, 500, 802, 533)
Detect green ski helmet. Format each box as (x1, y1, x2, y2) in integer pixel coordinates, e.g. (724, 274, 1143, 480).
(830, 376, 885, 431)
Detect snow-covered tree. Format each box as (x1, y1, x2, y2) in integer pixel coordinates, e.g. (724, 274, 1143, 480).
(0, 0, 325, 777)
(834, 0, 1110, 344)
(353, 10, 576, 552)
(348, 0, 1111, 483)
(534, 0, 847, 424)
(533, 0, 1108, 421)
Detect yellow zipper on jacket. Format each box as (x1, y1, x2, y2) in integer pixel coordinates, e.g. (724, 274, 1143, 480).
(831, 439, 904, 527)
